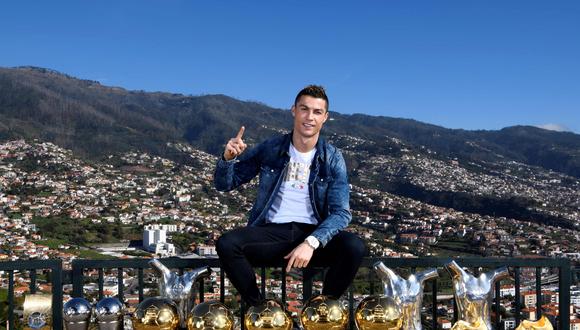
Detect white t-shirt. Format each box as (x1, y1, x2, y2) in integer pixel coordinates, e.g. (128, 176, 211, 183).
(266, 143, 317, 225)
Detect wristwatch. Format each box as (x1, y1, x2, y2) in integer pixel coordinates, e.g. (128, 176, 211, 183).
(304, 236, 320, 250)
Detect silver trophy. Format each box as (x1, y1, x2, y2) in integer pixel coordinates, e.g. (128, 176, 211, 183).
(149, 259, 211, 328)
(445, 261, 510, 330)
(374, 261, 438, 330)
(63, 297, 92, 330)
(95, 297, 124, 330)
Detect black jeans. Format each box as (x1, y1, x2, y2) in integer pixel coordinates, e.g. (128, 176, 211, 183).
(216, 222, 366, 306)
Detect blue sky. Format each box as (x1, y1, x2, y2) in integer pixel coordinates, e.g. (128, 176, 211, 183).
(1, 1, 579, 133)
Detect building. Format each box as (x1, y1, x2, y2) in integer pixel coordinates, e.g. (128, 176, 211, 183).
(196, 245, 217, 257)
(143, 227, 175, 256)
(502, 318, 516, 330)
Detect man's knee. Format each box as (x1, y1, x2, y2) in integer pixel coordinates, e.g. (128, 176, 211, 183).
(216, 231, 238, 258)
(346, 234, 367, 260)
(333, 232, 367, 260)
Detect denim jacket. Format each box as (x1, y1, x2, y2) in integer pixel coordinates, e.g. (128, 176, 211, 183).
(214, 132, 352, 247)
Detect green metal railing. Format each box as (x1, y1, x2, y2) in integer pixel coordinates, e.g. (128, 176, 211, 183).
(0, 257, 573, 330)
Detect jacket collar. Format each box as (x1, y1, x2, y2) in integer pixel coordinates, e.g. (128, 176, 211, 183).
(279, 131, 326, 163)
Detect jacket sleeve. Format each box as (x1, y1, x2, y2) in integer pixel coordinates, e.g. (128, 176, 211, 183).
(310, 149, 352, 247)
(213, 143, 262, 192)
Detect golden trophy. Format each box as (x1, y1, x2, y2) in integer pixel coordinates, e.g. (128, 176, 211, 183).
(132, 297, 180, 330)
(355, 296, 402, 330)
(62, 297, 92, 330)
(374, 262, 438, 330)
(515, 316, 553, 330)
(187, 301, 234, 330)
(23, 294, 52, 330)
(245, 299, 292, 330)
(301, 295, 348, 330)
(445, 261, 510, 330)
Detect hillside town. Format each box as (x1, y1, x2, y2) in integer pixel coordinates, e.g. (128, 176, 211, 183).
(1, 139, 579, 327)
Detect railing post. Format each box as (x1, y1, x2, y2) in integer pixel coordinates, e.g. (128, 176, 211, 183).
(52, 261, 64, 330)
(117, 267, 124, 302)
(29, 268, 37, 294)
(8, 270, 14, 330)
(495, 281, 501, 330)
(432, 279, 438, 330)
(535, 267, 542, 318)
(514, 267, 521, 327)
(220, 268, 226, 304)
(98, 268, 104, 300)
(261, 267, 266, 298)
(302, 268, 314, 303)
(558, 259, 571, 330)
(348, 285, 355, 330)
(138, 267, 144, 302)
(72, 263, 84, 297)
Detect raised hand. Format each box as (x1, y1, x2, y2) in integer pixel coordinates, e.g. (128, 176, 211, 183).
(223, 126, 247, 161)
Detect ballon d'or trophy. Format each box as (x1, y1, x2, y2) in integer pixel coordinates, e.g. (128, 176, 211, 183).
(301, 295, 348, 330)
(374, 261, 438, 330)
(187, 301, 234, 330)
(445, 261, 510, 330)
(245, 299, 292, 330)
(132, 297, 180, 330)
(355, 296, 402, 330)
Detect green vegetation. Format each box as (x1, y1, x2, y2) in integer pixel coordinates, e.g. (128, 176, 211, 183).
(31, 216, 124, 246)
(33, 238, 67, 249)
(77, 249, 114, 260)
(171, 232, 203, 253)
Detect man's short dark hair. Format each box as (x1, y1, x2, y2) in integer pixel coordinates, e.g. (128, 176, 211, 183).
(294, 85, 329, 112)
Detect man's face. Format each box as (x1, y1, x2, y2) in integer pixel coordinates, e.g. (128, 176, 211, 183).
(291, 95, 329, 139)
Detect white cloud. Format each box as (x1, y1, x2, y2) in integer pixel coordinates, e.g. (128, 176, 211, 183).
(536, 123, 571, 132)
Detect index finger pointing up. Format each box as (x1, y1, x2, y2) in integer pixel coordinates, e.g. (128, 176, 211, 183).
(235, 126, 245, 140)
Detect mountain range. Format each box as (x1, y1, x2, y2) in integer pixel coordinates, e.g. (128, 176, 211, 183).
(1, 66, 579, 231)
(1, 66, 579, 178)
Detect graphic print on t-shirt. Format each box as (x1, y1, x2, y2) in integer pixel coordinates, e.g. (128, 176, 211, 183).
(285, 161, 309, 190)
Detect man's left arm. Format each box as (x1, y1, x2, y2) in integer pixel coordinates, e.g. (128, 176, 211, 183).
(309, 149, 351, 247)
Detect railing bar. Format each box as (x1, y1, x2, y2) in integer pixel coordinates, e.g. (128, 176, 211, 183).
(98, 268, 104, 300)
(494, 281, 501, 330)
(29, 268, 37, 294)
(432, 279, 438, 330)
(348, 285, 355, 330)
(8, 270, 14, 329)
(535, 267, 541, 318)
(138, 268, 144, 302)
(281, 267, 287, 306)
(117, 267, 124, 302)
(220, 267, 225, 304)
(261, 267, 266, 297)
(303, 268, 313, 303)
(453, 295, 458, 323)
(72, 266, 84, 297)
(558, 261, 571, 330)
(241, 300, 246, 330)
(52, 263, 64, 330)
(368, 265, 375, 295)
(514, 267, 521, 326)
(199, 277, 205, 303)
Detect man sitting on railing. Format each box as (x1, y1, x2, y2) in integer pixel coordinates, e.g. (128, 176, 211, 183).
(214, 85, 366, 306)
